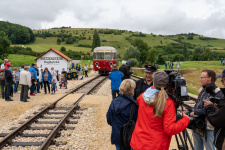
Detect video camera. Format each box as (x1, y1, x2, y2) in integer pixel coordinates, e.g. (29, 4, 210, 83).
(205, 84, 222, 105)
(164, 70, 189, 103)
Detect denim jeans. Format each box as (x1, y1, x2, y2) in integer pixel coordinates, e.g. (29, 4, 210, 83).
(115, 145, 120, 150)
(5, 82, 12, 100)
(36, 79, 40, 92)
(14, 81, 19, 93)
(30, 79, 35, 94)
(112, 90, 119, 100)
(192, 130, 215, 150)
(0, 80, 5, 98)
(20, 85, 29, 102)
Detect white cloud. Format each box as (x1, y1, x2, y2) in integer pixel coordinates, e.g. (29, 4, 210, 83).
(1, 0, 225, 38)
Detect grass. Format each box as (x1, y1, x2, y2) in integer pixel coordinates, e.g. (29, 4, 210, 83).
(27, 28, 225, 57)
(1, 54, 37, 67)
(132, 61, 225, 95)
(158, 61, 224, 70)
(26, 37, 91, 53)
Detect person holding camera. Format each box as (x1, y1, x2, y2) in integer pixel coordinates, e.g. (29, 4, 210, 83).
(190, 70, 224, 150)
(130, 71, 190, 150)
(203, 69, 225, 150)
(133, 65, 157, 100)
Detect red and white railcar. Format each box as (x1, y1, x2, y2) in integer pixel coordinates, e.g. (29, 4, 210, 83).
(93, 46, 118, 74)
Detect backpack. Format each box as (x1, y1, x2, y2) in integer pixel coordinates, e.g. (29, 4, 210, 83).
(0, 70, 5, 80)
(30, 71, 35, 80)
(119, 103, 136, 150)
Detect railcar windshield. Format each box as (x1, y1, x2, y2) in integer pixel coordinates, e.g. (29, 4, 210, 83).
(94, 52, 104, 60)
(105, 52, 117, 60)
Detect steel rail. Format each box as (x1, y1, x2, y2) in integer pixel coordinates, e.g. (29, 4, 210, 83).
(39, 75, 108, 150)
(0, 75, 101, 149)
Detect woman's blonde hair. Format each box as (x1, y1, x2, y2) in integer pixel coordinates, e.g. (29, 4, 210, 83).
(51, 67, 54, 70)
(119, 79, 136, 97)
(153, 87, 167, 118)
(152, 71, 169, 118)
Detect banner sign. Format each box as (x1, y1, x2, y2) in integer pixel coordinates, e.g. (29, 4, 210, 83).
(41, 57, 63, 60)
(44, 61, 60, 64)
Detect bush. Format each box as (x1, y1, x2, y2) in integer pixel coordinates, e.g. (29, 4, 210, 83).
(102, 40, 107, 42)
(172, 54, 185, 62)
(156, 54, 165, 65)
(128, 58, 139, 67)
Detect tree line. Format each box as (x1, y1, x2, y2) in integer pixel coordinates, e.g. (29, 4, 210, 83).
(0, 21, 35, 44)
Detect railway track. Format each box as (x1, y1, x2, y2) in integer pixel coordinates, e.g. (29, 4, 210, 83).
(131, 75, 197, 109)
(0, 75, 108, 149)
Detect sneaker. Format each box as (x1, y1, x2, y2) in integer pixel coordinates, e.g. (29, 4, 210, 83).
(27, 97, 30, 99)
(30, 94, 35, 96)
(51, 93, 53, 95)
(23, 101, 29, 102)
(6, 98, 13, 101)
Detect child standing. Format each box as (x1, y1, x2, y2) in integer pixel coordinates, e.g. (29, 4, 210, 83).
(51, 79, 56, 94)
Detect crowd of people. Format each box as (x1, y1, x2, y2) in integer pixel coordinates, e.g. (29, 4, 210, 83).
(0, 59, 89, 102)
(107, 61, 225, 150)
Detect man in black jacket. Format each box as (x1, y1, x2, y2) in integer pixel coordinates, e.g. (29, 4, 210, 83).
(119, 61, 133, 81)
(133, 65, 157, 100)
(5, 64, 13, 101)
(203, 69, 225, 150)
(190, 70, 224, 150)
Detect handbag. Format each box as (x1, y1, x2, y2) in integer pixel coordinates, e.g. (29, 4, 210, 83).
(119, 103, 136, 150)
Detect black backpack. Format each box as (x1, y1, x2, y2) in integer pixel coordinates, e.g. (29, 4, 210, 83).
(119, 103, 136, 150)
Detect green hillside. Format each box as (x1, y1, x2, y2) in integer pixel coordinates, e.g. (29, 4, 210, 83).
(23, 28, 225, 59)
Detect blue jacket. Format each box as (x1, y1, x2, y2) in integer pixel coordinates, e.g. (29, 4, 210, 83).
(29, 66, 37, 80)
(106, 95, 138, 145)
(42, 71, 52, 83)
(109, 69, 124, 90)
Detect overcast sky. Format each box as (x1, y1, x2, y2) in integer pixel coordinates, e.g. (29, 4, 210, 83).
(1, 0, 225, 38)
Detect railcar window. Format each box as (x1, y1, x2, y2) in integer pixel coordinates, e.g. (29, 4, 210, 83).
(105, 53, 114, 60)
(96, 53, 104, 60)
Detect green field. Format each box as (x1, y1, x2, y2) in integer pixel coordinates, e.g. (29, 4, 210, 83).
(26, 28, 225, 57)
(134, 60, 225, 95)
(1, 54, 36, 67)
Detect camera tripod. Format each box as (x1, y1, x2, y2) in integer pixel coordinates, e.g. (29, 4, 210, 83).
(175, 102, 194, 150)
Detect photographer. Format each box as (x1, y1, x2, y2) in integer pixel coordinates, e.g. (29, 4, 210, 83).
(190, 70, 224, 150)
(203, 69, 225, 150)
(130, 71, 190, 150)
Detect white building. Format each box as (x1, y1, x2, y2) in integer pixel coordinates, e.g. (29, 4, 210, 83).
(35, 48, 72, 72)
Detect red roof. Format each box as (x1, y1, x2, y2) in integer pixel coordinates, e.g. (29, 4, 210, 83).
(34, 48, 72, 61)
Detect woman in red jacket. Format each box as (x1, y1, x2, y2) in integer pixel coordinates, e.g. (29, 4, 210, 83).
(130, 71, 190, 150)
